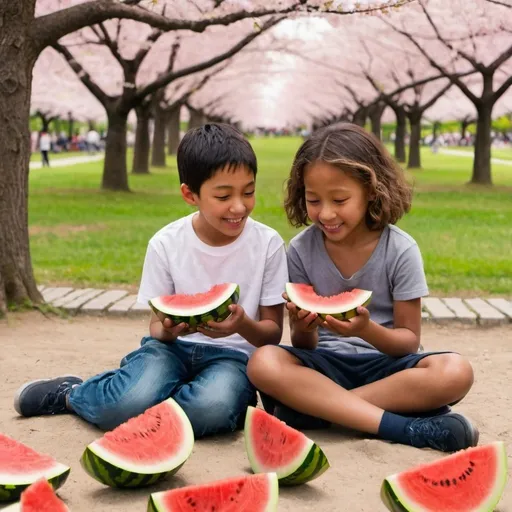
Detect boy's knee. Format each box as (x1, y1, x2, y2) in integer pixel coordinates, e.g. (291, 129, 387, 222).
(179, 400, 240, 438)
(247, 345, 286, 388)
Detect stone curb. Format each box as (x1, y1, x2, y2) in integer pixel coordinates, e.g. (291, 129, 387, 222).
(37, 286, 512, 326)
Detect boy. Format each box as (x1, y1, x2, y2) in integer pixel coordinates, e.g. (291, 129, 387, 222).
(14, 123, 288, 438)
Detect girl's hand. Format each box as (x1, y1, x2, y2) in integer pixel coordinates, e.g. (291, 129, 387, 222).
(159, 317, 190, 341)
(283, 292, 323, 333)
(323, 307, 370, 336)
(197, 304, 246, 338)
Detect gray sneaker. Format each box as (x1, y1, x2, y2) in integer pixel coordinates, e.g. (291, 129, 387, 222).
(14, 376, 83, 417)
(406, 413, 479, 452)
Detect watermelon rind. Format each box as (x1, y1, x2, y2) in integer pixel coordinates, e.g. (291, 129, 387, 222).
(244, 406, 330, 486)
(80, 398, 194, 488)
(147, 472, 279, 512)
(0, 463, 70, 503)
(149, 283, 240, 328)
(285, 283, 372, 320)
(381, 441, 508, 512)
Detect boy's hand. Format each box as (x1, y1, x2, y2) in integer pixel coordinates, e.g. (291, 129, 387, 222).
(160, 317, 190, 340)
(197, 304, 246, 338)
(323, 306, 370, 336)
(284, 292, 323, 333)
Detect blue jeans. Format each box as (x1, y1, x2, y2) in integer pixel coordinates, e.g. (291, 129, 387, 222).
(68, 337, 256, 438)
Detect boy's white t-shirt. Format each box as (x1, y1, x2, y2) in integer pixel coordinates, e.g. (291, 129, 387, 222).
(137, 213, 288, 355)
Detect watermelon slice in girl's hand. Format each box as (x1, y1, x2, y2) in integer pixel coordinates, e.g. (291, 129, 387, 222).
(244, 406, 330, 485)
(285, 283, 372, 321)
(0, 433, 70, 502)
(381, 441, 508, 512)
(80, 397, 194, 488)
(148, 473, 279, 512)
(2, 478, 69, 511)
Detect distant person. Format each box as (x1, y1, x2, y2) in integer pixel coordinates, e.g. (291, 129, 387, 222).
(248, 122, 478, 453)
(39, 131, 51, 167)
(14, 123, 288, 439)
(86, 128, 100, 154)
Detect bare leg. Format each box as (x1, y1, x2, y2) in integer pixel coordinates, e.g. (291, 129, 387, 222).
(352, 353, 474, 413)
(247, 347, 383, 434)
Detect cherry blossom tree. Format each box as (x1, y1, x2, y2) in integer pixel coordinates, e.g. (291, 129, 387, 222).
(381, 0, 512, 184)
(0, 0, 412, 315)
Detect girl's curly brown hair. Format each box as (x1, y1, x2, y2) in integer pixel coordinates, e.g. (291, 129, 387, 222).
(284, 123, 412, 230)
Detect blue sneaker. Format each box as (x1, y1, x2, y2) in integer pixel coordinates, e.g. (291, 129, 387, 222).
(14, 376, 83, 417)
(406, 413, 479, 452)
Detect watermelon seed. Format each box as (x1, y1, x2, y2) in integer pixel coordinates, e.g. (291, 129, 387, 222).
(470, 461, 475, 467)
(444, 479, 451, 487)
(452, 479, 457, 485)
(440, 481, 445, 487)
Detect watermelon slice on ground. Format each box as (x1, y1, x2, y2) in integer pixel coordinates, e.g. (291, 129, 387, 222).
(0, 433, 70, 502)
(80, 397, 194, 488)
(147, 472, 279, 512)
(149, 283, 240, 330)
(244, 406, 330, 486)
(2, 478, 69, 511)
(381, 441, 508, 512)
(285, 283, 372, 321)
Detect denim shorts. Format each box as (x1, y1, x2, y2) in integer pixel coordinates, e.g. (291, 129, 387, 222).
(260, 346, 451, 430)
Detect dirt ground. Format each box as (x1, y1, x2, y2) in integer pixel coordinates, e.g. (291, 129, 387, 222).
(1, 312, 511, 511)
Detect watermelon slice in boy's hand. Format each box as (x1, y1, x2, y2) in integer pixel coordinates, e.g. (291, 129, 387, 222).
(381, 441, 508, 511)
(149, 283, 240, 330)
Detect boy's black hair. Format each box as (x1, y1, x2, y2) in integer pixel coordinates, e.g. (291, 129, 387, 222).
(177, 123, 257, 195)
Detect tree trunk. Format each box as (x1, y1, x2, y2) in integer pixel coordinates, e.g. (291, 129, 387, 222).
(352, 106, 368, 128)
(407, 112, 422, 169)
(470, 103, 493, 185)
(460, 118, 470, 141)
(132, 104, 151, 174)
(151, 107, 167, 167)
(432, 121, 440, 141)
(188, 108, 206, 130)
(0, 1, 42, 314)
(102, 109, 130, 191)
(167, 104, 181, 155)
(369, 102, 386, 140)
(67, 112, 74, 140)
(393, 105, 407, 163)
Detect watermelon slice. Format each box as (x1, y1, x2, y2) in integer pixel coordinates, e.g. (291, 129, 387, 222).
(381, 441, 508, 512)
(2, 478, 69, 511)
(244, 406, 329, 486)
(286, 283, 372, 320)
(148, 473, 279, 512)
(149, 283, 240, 330)
(0, 433, 70, 502)
(80, 397, 194, 488)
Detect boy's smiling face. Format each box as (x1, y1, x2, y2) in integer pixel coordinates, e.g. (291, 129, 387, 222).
(181, 165, 256, 246)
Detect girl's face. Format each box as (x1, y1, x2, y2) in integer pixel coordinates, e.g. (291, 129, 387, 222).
(304, 160, 371, 245)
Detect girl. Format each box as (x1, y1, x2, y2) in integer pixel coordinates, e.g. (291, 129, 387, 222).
(247, 123, 477, 452)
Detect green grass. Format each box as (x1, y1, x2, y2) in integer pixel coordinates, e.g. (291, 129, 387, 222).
(30, 151, 89, 162)
(28, 138, 512, 296)
(442, 146, 512, 161)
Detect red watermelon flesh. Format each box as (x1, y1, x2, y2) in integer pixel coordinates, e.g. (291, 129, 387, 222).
(159, 284, 233, 308)
(248, 407, 309, 468)
(382, 441, 508, 512)
(12, 478, 68, 512)
(148, 473, 279, 512)
(97, 400, 185, 465)
(285, 283, 372, 318)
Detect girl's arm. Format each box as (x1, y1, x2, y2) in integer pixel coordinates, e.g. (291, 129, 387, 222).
(324, 298, 422, 357)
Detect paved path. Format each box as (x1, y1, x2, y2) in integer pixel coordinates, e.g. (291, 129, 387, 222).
(37, 285, 512, 326)
(29, 154, 104, 169)
(439, 148, 512, 166)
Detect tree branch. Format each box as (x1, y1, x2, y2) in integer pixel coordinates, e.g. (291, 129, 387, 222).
(134, 17, 284, 103)
(382, 17, 481, 105)
(489, 43, 512, 72)
(133, 28, 163, 69)
(418, 81, 452, 113)
(493, 74, 512, 102)
(486, 0, 511, 6)
(52, 43, 110, 106)
(96, 22, 125, 67)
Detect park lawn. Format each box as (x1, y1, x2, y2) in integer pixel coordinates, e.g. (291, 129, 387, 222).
(443, 146, 512, 161)
(28, 137, 511, 296)
(30, 150, 88, 162)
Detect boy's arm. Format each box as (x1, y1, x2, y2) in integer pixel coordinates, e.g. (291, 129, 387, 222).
(149, 311, 188, 343)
